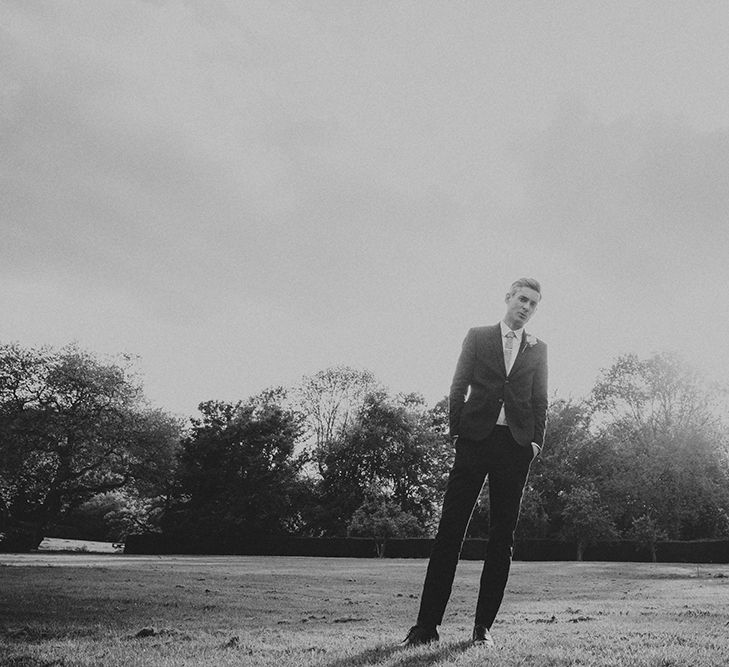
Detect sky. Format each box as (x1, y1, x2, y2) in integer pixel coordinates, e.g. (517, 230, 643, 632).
(3, 1, 729, 419)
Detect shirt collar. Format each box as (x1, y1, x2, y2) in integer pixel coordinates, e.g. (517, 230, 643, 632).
(500, 320, 524, 342)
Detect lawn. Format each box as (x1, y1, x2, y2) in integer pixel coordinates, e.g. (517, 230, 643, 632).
(1, 553, 727, 666)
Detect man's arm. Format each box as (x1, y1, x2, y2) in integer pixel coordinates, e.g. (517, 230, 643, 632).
(531, 343, 549, 450)
(448, 328, 476, 438)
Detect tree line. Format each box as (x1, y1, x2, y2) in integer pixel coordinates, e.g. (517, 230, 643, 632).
(1, 342, 728, 556)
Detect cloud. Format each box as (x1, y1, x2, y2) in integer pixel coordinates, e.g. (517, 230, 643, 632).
(514, 105, 729, 283)
(3, 2, 729, 414)
(510, 105, 729, 395)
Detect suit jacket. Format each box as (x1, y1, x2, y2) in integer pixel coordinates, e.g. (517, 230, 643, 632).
(448, 324, 548, 450)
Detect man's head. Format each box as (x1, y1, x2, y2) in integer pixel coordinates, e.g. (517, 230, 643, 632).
(503, 278, 541, 330)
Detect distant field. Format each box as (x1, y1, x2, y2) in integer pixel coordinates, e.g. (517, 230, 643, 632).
(1, 555, 728, 666)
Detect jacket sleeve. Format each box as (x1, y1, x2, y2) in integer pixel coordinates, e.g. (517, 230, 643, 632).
(531, 342, 549, 447)
(448, 328, 476, 437)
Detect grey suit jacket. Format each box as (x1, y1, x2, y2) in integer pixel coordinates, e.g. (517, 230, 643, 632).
(448, 324, 548, 449)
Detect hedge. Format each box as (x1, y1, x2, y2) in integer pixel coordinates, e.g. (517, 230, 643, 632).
(123, 534, 729, 563)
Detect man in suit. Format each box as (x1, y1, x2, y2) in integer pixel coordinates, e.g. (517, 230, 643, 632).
(404, 277, 548, 649)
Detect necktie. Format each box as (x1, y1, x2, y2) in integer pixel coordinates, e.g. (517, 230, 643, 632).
(504, 331, 516, 370)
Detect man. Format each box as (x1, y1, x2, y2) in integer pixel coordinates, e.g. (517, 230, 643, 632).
(404, 277, 548, 649)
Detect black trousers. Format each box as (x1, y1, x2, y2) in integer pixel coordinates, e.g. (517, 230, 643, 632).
(416, 426, 532, 629)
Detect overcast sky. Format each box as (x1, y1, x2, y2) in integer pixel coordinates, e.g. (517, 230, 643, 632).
(3, 1, 729, 418)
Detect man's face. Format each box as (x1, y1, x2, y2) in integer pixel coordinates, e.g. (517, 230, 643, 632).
(503, 286, 540, 330)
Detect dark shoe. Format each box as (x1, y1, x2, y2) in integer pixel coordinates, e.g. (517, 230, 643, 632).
(472, 624, 495, 647)
(403, 624, 439, 646)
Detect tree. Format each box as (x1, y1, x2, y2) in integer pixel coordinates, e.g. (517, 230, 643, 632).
(0, 343, 181, 551)
(628, 514, 668, 563)
(560, 484, 618, 560)
(592, 353, 724, 440)
(591, 353, 729, 539)
(70, 488, 162, 542)
(347, 491, 422, 557)
(514, 485, 550, 539)
(313, 391, 451, 536)
(521, 397, 597, 539)
(165, 390, 308, 545)
(296, 366, 377, 467)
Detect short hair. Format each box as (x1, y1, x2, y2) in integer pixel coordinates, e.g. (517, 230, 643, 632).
(509, 277, 542, 299)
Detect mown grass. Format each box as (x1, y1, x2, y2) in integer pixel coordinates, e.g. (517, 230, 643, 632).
(1, 554, 727, 666)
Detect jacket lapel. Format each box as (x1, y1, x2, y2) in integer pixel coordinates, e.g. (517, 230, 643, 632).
(489, 323, 507, 376)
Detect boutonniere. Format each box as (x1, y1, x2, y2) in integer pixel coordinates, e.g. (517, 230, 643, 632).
(524, 333, 538, 349)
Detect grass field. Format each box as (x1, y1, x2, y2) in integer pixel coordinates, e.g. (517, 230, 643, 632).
(1, 554, 728, 666)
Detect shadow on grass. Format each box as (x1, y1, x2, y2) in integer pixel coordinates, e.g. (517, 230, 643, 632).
(0, 657, 72, 667)
(323, 639, 473, 667)
(1, 626, 98, 643)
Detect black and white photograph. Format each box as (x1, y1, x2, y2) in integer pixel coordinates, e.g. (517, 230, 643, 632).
(2, 2, 728, 665)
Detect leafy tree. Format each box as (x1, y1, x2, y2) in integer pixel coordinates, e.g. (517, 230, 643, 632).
(347, 491, 422, 557)
(69, 488, 162, 542)
(0, 343, 181, 551)
(592, 353, 724, 439)
(560, 484, 618, 560)
(591, 353, 729, 539)
(522, 397, 597, 538)
(628, 514, 668, 563)
(715, 508, 729, 538)
(313, 391, 451, 536)
(515, 485, 550, 539)
(165, 390, 308, 545)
